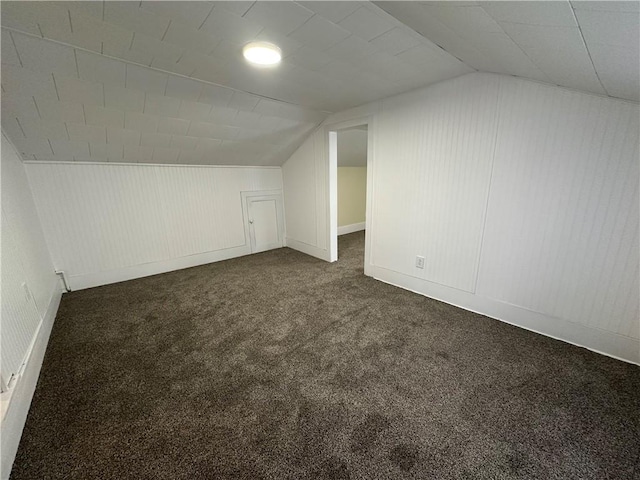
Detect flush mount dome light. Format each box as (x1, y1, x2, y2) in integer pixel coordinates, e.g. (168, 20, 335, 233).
(243, 42, 282, 66)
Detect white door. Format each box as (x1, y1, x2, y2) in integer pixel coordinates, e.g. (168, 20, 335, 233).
(245, 194, 284, 253)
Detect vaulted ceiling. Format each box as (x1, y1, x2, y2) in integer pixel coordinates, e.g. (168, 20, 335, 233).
(376, 1, 639, 102)
(1, 1, 638, 166)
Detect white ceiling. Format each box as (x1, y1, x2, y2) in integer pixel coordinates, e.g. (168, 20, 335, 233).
(376, 1, 639, 102)
(0, 1, 470, 165)
(338, 127, 368, 167)
(1, 1, 637, 166)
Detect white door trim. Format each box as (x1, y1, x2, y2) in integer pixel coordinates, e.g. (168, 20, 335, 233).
(324, 115, 375, 271)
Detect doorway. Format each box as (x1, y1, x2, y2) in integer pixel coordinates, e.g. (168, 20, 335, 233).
(327, 118, 373, 269)
(242, 191, 284, 254)
(337, 127, 367, 252)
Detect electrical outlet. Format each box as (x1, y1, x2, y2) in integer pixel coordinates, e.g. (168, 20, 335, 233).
(415, 256, 425, 269)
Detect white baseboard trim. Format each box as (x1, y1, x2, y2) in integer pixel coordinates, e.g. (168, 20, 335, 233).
(338, 222, 365, 236)
(370, 264, 640, 365)
(1, 286, 62, 480)
(285, 237, 330, 262)
(69, 245, 252, 290)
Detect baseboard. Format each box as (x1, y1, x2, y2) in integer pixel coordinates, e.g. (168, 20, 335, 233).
(285, 237, 330, 262)
(68, 245, 252, 290)
(338, 222, 365, 236)
(1, 286, 62, 480)
(370, 264, 640, 365)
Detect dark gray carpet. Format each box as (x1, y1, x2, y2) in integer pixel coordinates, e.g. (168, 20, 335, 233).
(11, 232, 640, 479)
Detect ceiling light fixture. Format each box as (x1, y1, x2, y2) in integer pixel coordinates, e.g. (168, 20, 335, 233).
(243, 42, 282, 66)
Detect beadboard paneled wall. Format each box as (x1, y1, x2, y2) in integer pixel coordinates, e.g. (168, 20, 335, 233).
(282, 127, 329, 260)
(25, 162, 283, 290)
(282, 72, 639, 362)
(1, 134, 59, 383)
(1, 212, 41, 385)
(373, 75, 500, 292)
(477, 79, 639, 340)
(1, 134, 61, 479)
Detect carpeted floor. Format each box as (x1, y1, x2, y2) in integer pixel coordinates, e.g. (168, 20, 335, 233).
(11, 232, 640, 479)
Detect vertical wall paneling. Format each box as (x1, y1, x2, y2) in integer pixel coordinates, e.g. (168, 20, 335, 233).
(372, 75, 501, 292)
(1, 135, 59, 319)
(281, 126, 334, 260)
(1, 134, 61, 479)
(0, 134, 59, 385)
(282, 102, 379, 261)
(0, 212, 42, 384)
(476, 78, 640, 339)
(25, 163, 283, 290)
(281, 72, 639, 362)
(282, 134, 318, 248)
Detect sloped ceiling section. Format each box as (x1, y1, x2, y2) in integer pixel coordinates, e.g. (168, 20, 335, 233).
(0, 1, 472, 166)
(375, 1, 640, 102)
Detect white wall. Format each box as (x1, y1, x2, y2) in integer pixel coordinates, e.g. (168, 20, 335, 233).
(1, 134, 62, 480)
(281, 72, 640, 363)
(282, 128, 328, 260)
(1, 136, 58, 324)
(25, 162, 283, 290)
(373, 74, 500, 292)
(477, 79, 639, 340)
(338, 167, 367, 229)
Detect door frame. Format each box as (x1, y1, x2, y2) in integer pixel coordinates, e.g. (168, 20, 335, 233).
(241, 190, 285, 253)
(325, 116, 374, 274)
